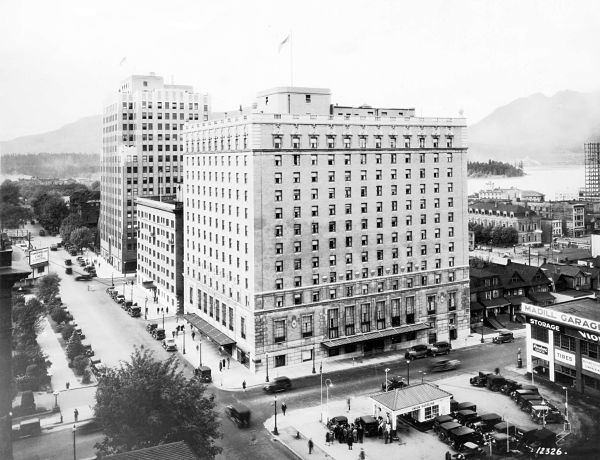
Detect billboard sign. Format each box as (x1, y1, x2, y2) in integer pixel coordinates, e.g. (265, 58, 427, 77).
(29, 248, 49, 266)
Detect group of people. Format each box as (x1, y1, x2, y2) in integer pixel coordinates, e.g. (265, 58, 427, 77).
(326, 421, 364, 449)
(376, 417, 393, 444)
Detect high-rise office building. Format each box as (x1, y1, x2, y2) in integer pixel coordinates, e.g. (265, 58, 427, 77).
(584, 142, 600, 201)
(100, 74, 209, 272)
(182, 87, 469, 373)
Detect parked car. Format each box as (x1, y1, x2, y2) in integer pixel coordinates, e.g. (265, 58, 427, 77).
(489, 433, 513, 455)
(493, 421, 517, 436)
(428, 341, 452, 356)
(405, 344, 430, 360)
(448, 426, 483, 451)
(500, 379, 522, 395)
(50, 244, 57, 251)
(81, 341, 94, 357)
(382, 376, 408, 391)
(88, 270, 97, 277)
(146, 323, 158, 333)
(75, 274, 92, 281)
(163, 338, 177, 351)
(433, 415, 456, 434)
(152, 328, 166, 340)
(514, 427, 556, 452)
(486, 374, 508, 392)
(69, 249, 77, 256)
(225, 403, 251, 428)
(453, 402, 477, 415)
(354, 415, 379, 437)
(115, 295, 125, 304)
(530, 405, 563, 424)
(492, 329, 514, 344)
(451, 441, 486, 459)
(438, 421, 463, 443)
(65, 267, 73, 275)
(194, 366, 212, 383)
(326, 415, 348, 430)
(263, 376, 292, 393)
(455, 410, 480, 426)
(512, 387, 540, 403)
(519, 395, 545, 413)
(468, 413, 502, 433)
(38, 229, 46, 236)
(128, 306, 141, 317)
(469, 371, 494, 387)
(429, 359, 461, 372)
(64, 259, 72, 266)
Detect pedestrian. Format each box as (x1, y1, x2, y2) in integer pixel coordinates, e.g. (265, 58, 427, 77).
(227, 357, 230, 369)
(192, 331, 196, 341)
(74, 408, 79, 422)
(242, 380, 246, 391)
(358, 425, 364, 443)
(325, 431, 330, 446)
(308, 438, 314, 454)
(222, 358, 226, 369)
(347, 397, 351, 412)
(157, 307, 159, 314)
(219, 361, 222, 372)
(281, 401, 287, 415)
(66, 381, 70, 390)
(348, 434, 353, 450)
(445, 451, 452, 460)
(359, 448, 366, 460)
(353, 425, 358, 442)
(172, 330, 176, 338)
(384, 429, 389, 444)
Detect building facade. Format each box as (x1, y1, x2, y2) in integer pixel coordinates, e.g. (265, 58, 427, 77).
(182, 87, 470, 373)
(528, 201, 585, 238)
(523, 300, 600, 397)
(99, 74, 209, 272)
(136, 196, 184, 314)
(584, 142, 600, 201)
(468, 201, 542, 244)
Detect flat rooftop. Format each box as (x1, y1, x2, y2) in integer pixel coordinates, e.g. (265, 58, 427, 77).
(546, 297, 600, 322)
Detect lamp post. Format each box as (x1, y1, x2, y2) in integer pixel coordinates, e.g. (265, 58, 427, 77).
(385, 368, 390, 392)
(312, 346, 316, 374)
(122, 275, 126, 296)
(265, 352, 269, 382)
(325, 378, 333, 423)
(562, 386, 569, 422)
(111, 273, 114, 288)
(319, 362, 323, 423)
(161, 308, 165, 330)
(182, 324, 186, 354)
(130, 280, 133, 302)
(53, 390, 60, 410)
(144, 297, 148, 320)
(480, 317, 485, 343)
(406, 359, 411, 385)
(72, 424, 77, 460)
(197, 336, 202, 367)
(272, 394, 279, 435)
(421, 371, 427, 384)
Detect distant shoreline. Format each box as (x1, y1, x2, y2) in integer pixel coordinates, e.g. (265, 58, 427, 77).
(467, 172, 527, 179)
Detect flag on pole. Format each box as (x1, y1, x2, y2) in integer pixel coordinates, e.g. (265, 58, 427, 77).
(278, 34, 290, 53)
(119, 56, 127, 66)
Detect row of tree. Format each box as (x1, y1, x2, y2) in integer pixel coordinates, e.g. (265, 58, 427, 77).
(469, 222, 519, 246)
(59, 214, 94, 252)
(467, 160, 524, 177)
(0, 153, 100, 179)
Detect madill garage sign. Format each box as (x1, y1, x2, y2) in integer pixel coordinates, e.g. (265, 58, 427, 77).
(522, 303, 600, 334)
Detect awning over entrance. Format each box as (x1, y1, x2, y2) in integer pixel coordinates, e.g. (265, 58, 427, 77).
(183, 313, 236, 347)
(320, 323, 429, 349)
(470, 301, 484, 312)
(369, 383, 453, 430)
(506, 295, 528, 306)
(481, 298, 510, 309)
(527, 292, 556, 303)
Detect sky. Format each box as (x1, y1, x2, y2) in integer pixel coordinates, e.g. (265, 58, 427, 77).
(1, 0, 600, 141)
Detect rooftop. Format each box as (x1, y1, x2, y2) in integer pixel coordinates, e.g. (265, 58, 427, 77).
(101, 441, 198, 460)
(543, 297, 600, 322)
(369, 382, 452, 411)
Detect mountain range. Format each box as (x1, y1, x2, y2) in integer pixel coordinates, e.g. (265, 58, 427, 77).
(2, 90, 600, 165)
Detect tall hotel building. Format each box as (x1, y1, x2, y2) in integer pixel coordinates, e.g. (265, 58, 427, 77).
(182, 87, 470, 373)
(584, 141, 600, 201)
(100, 74, 209, 272)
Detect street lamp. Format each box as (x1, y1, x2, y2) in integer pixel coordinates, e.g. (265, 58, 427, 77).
(480, 317, 485, 343)
(53, 390, 60, 410)
(562, 386, 569, 425)
(406, 359, 411, 385)
(111, 273, 114, 288)
(265, 352, 269, 382)
(421, 371, 427, 384)
(122, 275, 126, 296)
(312, 346, 316, 374)
(540, 400, 547, 427)
(385, 368, 390, 392)
(319, 362, 323, 423)
(197, 336, 203, 367)
(182, 324, 186, 354)
(272, 394, 279, 435)
(144, 297, 148, 320)
(325, 378, 333, 423)
(72, 424, 77, 460)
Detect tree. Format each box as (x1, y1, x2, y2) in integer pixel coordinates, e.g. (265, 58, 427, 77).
(60, 214, 84, 244)
(36, 273, 61, 306)
(0, 180, 31, 228)
(66, 332, 84, 362)
(94, 348, 221, 457)
(13, 297, 46, 339)
(31, 192, 69, 232)
(70, 226, 93, 251)
(501, 227, 519, 246)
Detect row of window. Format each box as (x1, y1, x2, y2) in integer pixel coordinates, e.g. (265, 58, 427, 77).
(271, 134, 453, 150)
(275, 167, 453, 182)
(274, 152, 453, 166)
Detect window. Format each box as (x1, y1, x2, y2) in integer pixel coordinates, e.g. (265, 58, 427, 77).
(275, 225, 283, 237)
(311, 206, 319, 217)
(327, 136, 335, 148)
(345, 306, 355, 336)
(273, 136, 282, 149)
(406, 296, 415, 323)
(294, 241, 302, 253)
(275, 155, 282, 166)
(376, 301, 386, 329)
(274, 172, 282, 184)
(274, 320, 286, 342)
(424, 405, 440, 420)
(310, 136, 318, 149)
(361, 304, 371, 332)
(275, 208, 283, 219)
(275, 278, 283, 290)
(275, 190, 283, 201)
(391, 299, 401, 326)
(531, 324, 548, 343)
(302, 315, 313, 338)
(328, 309, 339, 339)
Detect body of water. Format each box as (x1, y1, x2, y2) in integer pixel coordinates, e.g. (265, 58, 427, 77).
(468, 164, 585, 200)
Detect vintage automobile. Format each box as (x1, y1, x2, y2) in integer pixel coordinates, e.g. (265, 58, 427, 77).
(152, 328, 166, 340)
(194, 365, 212, 383)
(438, 421, 463, 443)
(326, 415, 348, 430)
(429, 359, 461, 372)
(433, 414, 455, 433)
(500, 379, 522, 395)
(493, 421, 517, 436)
(486, 374, 508, 392)
(448, 426, 483, 451)
(263, 376, 292, 393)
(65, 267, 73, 275)
(512, 387, 539, 403)
(455, 402, 477, 413)
(450, 399, 461, 413)
(451, 442, 486, 460)
(492, 329, 515, 344)
(490, 432, 513, 455)
(405, 344, 430, 360)
(469, 371, 494, 387)
(225, 403, 251, 428)
(530, 405, 564, 424)
(514, 427, 557, 452)
(146, 323, 158, 333)
(354, 415, 379, 437)
(519, 395, 545, 413)
(428, 341, 452, 356)
(382, 376, 408, 391)
(455, 410, 480, 426)
(468, 413, 502, 433)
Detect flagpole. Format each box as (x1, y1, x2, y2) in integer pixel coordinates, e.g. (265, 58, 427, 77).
(289, 31, 293, 87)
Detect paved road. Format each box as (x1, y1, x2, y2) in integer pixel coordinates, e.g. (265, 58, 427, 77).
(13, 425, 102, 460)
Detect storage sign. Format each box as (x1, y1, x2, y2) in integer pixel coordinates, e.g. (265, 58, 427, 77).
(523, 303, 600, 334)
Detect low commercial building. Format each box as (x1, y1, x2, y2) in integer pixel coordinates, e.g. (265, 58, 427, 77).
(529, 201, 585, 238)
(522, 300, 600, 397)
(136, 196, 184, 314)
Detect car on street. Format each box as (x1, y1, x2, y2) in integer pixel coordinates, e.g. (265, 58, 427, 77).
(326, 415, 348, 430)
(469, 370, 494, 387)
(50, 244, 57, 251)
(69, 249, 77, 256)
(530, 405, 563, 424)
(468, 413, 502, 433)
(428, 341, 452, 356)
(39, 229, 46, 236)
(65, 267, 73, 275)
(433, 415, 455, 434)
(405, 344, 430, 360)
(152, 328, 166, 340)
(162, 338, 177, 351)
(492, 329, 514, 344)
(225, 403, 251, 428)
(455, 410, 480, 425)
(146, 323, 158, 333)
(128, 306, 141, 317)
(429, 359, 461, 372)
(64, 258, 72, 266)
(451, 441, 485, 459)
(486, 374, 508, 392)
(354, 415, 378, 437)
(75, 274, 93, 281)
(263, 376, 292, 393)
